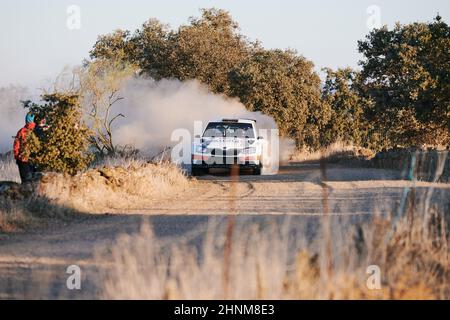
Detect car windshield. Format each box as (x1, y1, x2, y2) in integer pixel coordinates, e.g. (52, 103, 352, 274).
(203, 122, 255, 138)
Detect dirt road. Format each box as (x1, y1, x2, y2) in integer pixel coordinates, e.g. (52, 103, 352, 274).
(0, 163, 449, 299)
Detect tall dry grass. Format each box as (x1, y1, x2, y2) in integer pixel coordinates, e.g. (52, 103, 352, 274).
(0, 198, 29, 232)
(0, 156, 28, 231)
(97, 207, 449, 300)
(0, 154, 20, 183)
(0, 156, 191, 231)
(290, 142, 375, 162)
(37, 160, 191, 213)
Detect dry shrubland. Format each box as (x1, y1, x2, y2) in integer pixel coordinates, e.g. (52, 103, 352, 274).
(38, 160, 190, 213)
(98, 209, 449, 300)
(0, 155, 35, 231)
(1, 153, 448, 299)
(0, 198, 30, 232)
(0, 157, 191, 231)
(289, 142, 375, 163)
(0, 154, 21, 183)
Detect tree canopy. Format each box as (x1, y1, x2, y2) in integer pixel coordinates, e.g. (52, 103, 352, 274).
(358, 15, 450, 148)
(77, 11, 450, 152)
(230, 49, 329, 148)
(89, 8, 331, 150)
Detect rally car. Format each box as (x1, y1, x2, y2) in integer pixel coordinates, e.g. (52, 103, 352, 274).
(191, 119, 265, 175)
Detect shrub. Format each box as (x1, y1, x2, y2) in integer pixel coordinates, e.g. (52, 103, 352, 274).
(27, 93, 92, 175)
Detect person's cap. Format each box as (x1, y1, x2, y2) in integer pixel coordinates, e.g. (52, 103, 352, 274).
(25, 112, 35, 124)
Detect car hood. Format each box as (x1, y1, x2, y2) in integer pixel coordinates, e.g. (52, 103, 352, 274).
(202, 137, 255, 150)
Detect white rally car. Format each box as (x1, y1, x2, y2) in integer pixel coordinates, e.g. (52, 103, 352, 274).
(191, 119, 265, 175)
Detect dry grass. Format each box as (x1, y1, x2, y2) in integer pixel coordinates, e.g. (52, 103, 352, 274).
(98, 208, 449, 300)
(0, 189, 86, 233)
(0, 155, 34, 231)
(1, 154, 448, 299)
(0, 198, 29, 232)
(0, 154, 20, 183)
(290, 142, 375, 162)
(0, 157, 191, 231)
(37, 159, 191, 213)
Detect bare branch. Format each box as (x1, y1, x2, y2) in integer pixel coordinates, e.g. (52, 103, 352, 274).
(108, 113, 125, 128)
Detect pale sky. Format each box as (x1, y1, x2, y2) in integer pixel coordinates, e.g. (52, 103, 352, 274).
(0, 0, 448, 89)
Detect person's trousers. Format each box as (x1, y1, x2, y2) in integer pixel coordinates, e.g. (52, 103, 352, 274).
(16, 160, 33, 183)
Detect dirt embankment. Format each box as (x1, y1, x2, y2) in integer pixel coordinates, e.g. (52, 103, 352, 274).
(0, 161, 192, 232)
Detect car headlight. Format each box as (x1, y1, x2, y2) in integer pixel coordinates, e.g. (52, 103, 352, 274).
(194, 145, 207, 153)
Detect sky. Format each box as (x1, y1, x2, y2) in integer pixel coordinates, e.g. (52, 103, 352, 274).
(0, 0, 449, 90)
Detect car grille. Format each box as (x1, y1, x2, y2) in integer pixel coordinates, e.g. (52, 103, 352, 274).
(207, 148, 239, 165)
(209, 148, 238, 156)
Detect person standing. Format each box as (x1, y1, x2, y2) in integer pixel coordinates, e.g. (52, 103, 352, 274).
(13, 112, 37, 183)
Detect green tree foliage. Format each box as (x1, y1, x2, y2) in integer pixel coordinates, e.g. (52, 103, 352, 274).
(358, 15, 450, 148)
(131, 19, 174, 79)
(90, 29, 137, 63)
(321, 68, 379, 148)
(168, 9, 252, 95)
(230, 49, 329, 149)
(27, 93, 92, 174)
(91, 9, 252, 96)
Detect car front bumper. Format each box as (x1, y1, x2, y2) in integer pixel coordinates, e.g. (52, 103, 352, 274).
(191, 154, 261, 168)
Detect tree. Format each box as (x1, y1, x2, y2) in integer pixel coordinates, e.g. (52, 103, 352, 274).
(132, 19, 174, 79)
(90, 29, 137, 63)
(90, 10, 330, 149)
(78, 58, 137, 156)
(358, 16, 450, 148)
(167, 8, 252, 95)
(88, 9, 330, 149)
(321, 68, 376, 148)
(27, 93, 92, 174)
(90, 8, 252, 96)
(229, 49, 330, 149)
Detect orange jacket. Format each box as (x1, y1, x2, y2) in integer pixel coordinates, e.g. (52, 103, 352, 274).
(13, 122, 36, 162)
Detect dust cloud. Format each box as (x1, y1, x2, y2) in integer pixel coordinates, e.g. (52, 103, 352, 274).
(112, 78, 294, 168)
(0, 79, 295, 171)
(0, 86, 32, 154)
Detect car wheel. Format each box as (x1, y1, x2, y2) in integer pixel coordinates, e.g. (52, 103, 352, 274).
(192, 167, 207, 176)
(253, 167, 261, 175)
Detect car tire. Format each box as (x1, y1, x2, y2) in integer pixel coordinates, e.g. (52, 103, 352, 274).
(253, 167, 262, 175)
(192, 167, 207, 176)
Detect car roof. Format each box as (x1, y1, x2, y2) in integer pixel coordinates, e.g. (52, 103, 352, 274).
(208, 118, 256, 124)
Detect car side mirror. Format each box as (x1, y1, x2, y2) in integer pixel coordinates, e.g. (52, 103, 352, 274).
(257, 136, 264, 140)
(195, 135, 201, 139)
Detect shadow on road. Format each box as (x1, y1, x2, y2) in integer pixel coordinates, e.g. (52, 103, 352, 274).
(197, 163, 403, 183)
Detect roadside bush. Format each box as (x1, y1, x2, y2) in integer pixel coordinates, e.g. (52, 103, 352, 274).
(26, 93, 92, 175)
